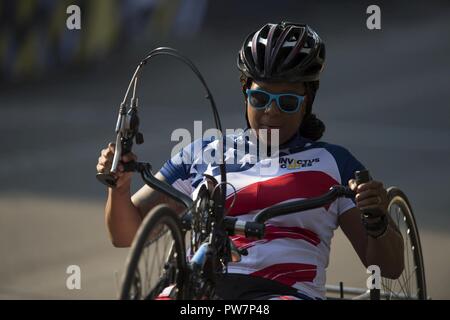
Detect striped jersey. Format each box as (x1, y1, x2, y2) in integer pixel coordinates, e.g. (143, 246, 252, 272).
(160, 129, 365, 299)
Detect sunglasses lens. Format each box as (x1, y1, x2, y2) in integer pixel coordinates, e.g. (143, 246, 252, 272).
(279, 95, 301, 112)
(249, 91, 270, 109)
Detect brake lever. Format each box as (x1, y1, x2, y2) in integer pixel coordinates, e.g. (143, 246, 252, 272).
(96, 134, 123, 188)
(97, 99, 144, 188)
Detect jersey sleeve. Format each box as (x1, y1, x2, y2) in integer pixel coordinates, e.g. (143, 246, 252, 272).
(159, 138, 208, 196)
(159, 143, 193, 196)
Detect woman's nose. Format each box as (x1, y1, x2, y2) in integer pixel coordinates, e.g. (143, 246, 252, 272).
(264, 99, 281, 115)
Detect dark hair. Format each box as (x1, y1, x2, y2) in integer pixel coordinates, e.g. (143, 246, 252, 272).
(239, 73, 326, 141)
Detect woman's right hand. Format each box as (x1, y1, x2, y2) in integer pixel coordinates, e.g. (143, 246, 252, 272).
(96, 142, 137, 190)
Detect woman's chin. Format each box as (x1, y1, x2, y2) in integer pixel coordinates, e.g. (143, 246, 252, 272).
(257, 129, 282, 146)
(258, 130, 280, 146)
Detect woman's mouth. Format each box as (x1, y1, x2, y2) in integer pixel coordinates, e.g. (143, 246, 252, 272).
(260, 124, 281, 129)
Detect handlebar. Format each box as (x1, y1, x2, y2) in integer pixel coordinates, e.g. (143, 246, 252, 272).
(127, 162, 366, 241)
(233, 185, 354, 239)
(253, 185, 355, 224)
(181, 184, 356, 240)
(119, 161, 195, 209)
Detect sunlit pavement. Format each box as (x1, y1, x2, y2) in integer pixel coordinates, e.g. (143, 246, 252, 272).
(1, 195, 448, 299)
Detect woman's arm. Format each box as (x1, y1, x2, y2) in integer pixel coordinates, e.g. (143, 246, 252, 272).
(338, 178, 404, 279)
(105, 171, 185, 248)
(131, 172, 186, 219)
(339, 207, 404, 279)
(98, 143, 186, 248)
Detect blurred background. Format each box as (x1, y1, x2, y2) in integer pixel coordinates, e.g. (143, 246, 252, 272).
(0, 0, 449, 299)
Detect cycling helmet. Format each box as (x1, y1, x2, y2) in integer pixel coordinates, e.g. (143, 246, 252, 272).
(237, 22, 326, 82)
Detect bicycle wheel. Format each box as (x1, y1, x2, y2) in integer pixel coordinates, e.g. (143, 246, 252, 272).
(380, 187, 427, 299)
(120, 205, 187, 300)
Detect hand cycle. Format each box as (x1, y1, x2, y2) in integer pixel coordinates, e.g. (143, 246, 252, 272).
(96, 47, 427, 300)
(118, 166, 428, 300)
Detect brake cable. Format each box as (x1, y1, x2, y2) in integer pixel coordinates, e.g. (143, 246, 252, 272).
(96, 47, 227, 222)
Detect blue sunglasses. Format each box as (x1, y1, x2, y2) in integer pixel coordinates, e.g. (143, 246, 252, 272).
(246, 88, 305, 113)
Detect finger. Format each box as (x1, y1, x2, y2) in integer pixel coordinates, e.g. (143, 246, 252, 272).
(101, 148, 114, 158)
(355, 189, 380, 202)
(96, 164, 105, 173)
(356, 180, 383, 192)
(357, 197, 381, 208)
(98, 156, 111, 167)
(107, 144, 116, 155)
(98, 158, 111, 168)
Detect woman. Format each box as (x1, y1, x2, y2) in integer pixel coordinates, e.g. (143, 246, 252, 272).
(96, 22, 404, 300)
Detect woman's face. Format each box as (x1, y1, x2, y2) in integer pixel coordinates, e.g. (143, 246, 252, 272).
(246, 80, 307, 145)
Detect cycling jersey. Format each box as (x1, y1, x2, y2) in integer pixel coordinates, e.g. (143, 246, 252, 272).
(160, 128, 365, 299)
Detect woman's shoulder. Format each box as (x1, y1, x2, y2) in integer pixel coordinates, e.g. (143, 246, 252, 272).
(306, 139, 365, 183)
(304, 139, 355, 157)
(304, 139, 364, 167)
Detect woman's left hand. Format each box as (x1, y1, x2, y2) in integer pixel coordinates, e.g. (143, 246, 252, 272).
(348, 178, 389, 216)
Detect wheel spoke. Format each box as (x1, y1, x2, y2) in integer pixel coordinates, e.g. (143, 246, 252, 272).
(396, 207, 412, 298)
(400, 267, 418, 298)
(382, 281, 400, 299)
(380, 196, 423, 300)
(121, 207, 186, 300)
(381, 278, 392, 299)
(400, 216, 410, 296)
(144, 242, 149, 293)
(400, 207, 412, 295)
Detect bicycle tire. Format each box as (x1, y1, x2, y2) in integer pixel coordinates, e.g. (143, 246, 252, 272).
(119, 204, 187, 300)
(381, 187, 427, 300)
